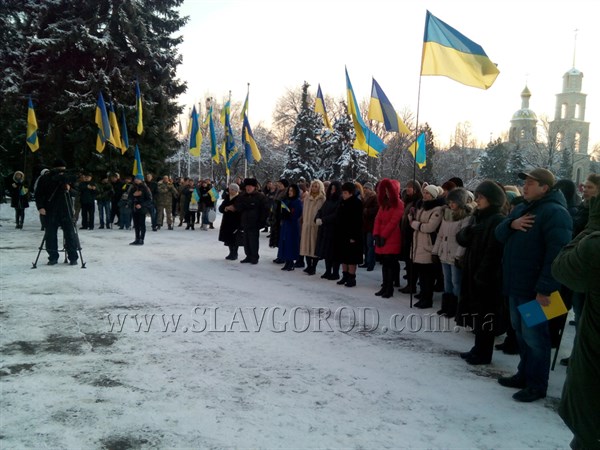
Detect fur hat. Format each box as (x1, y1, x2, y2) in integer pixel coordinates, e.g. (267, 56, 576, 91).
(423, 184, 440, 199)
(446, 187, 469, 208)
(244, 178, 258, 187)
(475, 180, 506, 207)
(52, 159, 67, 168)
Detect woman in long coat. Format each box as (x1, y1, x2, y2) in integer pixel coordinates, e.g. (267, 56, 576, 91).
(300, 180, 326, 275)
(407, 185, 445, 307)
(218, 183, 242, 260)
(315, 181, 342, 280)
(373, 179, 404, 298)
(455, 180, 506, 365)
(278, 184, 303, 271)
(332, 182, 364, 288)
(9, 171, 29, 229)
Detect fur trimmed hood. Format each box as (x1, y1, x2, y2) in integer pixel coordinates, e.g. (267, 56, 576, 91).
(377, 178, 400, 208)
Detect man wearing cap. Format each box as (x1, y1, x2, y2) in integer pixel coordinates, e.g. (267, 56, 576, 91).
(34, 159, 80, 265)
(225, 178, 269, 264)
(495, 168, 572, 402)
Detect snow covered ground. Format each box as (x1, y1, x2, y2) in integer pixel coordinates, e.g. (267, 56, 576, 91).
(0, 205, 574, 449)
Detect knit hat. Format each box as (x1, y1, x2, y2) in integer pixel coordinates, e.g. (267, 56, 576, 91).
(363, 182, 374, 190)
(446, 187, 469, 208)
(475, 180, 506, 207)
(423, 184, 440, 199)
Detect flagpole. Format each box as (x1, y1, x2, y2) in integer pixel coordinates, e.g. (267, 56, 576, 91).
(244, 83, 250, 179)
(227, 90, 232, 187)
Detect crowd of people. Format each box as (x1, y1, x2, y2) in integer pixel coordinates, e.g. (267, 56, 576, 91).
(3, 161, 599, 448)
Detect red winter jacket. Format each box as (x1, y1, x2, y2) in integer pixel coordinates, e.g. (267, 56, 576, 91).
(373, 179, 404, 255)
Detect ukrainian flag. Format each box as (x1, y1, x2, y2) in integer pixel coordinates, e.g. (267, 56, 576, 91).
(189, 106, 202, 157)
(26, 97, 39, 152)
(133, 145, 144, 179)
(135, 80, 143, 135)
(108, 101, 124, 154)
(209, 105, 218, 163)
(95, 92, 116, 153)
(120, 108, 130, 154)
(408, 132, 427, 169)
(368, 78, 411, 135)
(209, 186, 219, 203)
(345, 68, 386, 158)
(242, 115, 261, 163)
(421, 11, 499, 90)
(315, 84, 332, 130)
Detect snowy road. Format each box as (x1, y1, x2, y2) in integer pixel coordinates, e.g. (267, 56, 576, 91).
(0, 208, 572, 449)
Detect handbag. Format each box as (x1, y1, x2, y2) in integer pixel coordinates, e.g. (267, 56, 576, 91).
(207, 208, 217, 223)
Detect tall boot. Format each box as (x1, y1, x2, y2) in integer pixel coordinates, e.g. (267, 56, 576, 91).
(445, 294, 458, 318)
(226, 246, 238, 260)
(337, 271, 349, 285)
(321, 260, 332, 279)
(330, 262, 341, 280)
(381, 264, 395, 298)
(437, 293, 453, 316)
(344, 273, 356, 287)
(375, 263, 389, 296)
(309, 258, 318, 275)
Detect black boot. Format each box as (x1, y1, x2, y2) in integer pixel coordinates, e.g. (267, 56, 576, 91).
(281, 261, 294, 271)
(344, 273, 356, 288)
(337, 271, 349, 285)
(225, 246, 238, 260)
(294, 256, 305, 268)
(381, 265, 395, 298)
(305, 258, 317, 275)
(445, 294, 458, 318)
(437, 293, 453, 316)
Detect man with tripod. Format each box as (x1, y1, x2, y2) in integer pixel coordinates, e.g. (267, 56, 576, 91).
(35, 159, 80, 265)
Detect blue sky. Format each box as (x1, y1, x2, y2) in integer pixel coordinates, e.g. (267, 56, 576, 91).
(176, 0, 600, 151)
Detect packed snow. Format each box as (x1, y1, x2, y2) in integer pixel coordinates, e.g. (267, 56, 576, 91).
(0, 205, 574, 449)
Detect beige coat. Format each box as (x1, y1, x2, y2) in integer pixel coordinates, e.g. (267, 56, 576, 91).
(432, 206, 471, 265)
(300, 185, 326, 257)
(410, 199, 444, 264)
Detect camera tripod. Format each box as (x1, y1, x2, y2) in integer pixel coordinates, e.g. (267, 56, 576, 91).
(32, 190, 86, 269)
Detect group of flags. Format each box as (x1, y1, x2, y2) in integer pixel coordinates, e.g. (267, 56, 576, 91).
(185, 89, 261, 174)
(26, 10, 498, 175)
(313, 10, 499, 169)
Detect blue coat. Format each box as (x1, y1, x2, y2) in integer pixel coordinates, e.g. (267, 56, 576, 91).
(495, 189, 573, 299)
(277, 197, 303, 261)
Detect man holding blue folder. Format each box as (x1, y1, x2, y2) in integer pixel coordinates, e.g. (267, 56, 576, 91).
(495, 168, 572, 402)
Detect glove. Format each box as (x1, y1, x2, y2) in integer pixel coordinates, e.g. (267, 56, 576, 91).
(315, 218, 323, 226)
(454, 257, 464, 270)
(431, 254, 440, 264)
(410, 221, 420, 231)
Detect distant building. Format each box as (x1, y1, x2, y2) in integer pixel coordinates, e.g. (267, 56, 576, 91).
(548, 67, 590, 184)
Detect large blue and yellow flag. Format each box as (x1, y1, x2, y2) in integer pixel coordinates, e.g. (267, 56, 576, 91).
(189, 106, 202, 157)
(26, 98, 39, 152)
(208, 105, 218, 163)
(135, 80, 143, 134)
(315, 84, 332, 130)
(107, 101, 124, 154)
(239, 92, 248, 121)
(368, 78, 411, 135)
(421, 11, 499, 90)
(133, 144, 144, 179)
(345, 68, 386, 158)
(120, 108, 130, 155)
(408, 132, 427, 169)
(95, 92, 116, 153)
(222, 100, 239, 173)
(209, 186, 219, 203)
(242, 114, 261, 163)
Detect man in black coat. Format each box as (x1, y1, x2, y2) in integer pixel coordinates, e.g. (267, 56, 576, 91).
(35, 159, 80, 265)
(226, 178, 268, 264)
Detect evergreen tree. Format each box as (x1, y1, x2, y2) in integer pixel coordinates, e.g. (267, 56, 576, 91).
(0, 0, 187, 178)
(329, 114, 373, 182)
(419, 124, 436, 184)
(479, 138, 512, 184)
(560, 147, 573, 180)
(508, 146, 526, 184)
(281, 82, 322, 182)
(320, 111, 354, 180)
